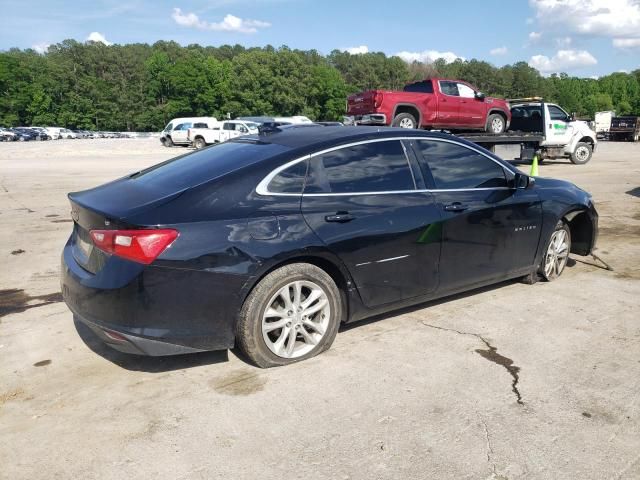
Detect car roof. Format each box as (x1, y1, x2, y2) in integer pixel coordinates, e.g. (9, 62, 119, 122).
(235, 125, 459, 151)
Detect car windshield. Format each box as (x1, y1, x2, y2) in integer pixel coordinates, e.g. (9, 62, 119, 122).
(130, 140, 290, 192)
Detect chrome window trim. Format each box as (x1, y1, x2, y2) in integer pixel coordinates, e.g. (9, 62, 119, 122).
(255, 136, 512, 197)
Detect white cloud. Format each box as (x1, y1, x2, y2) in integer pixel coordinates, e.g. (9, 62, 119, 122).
(395, 50, 464, 64)
(171, 8, 270, 34)
(556, 36, 572, 47)
(529, 0, 640, 39)
(343, 45, 369, 55)
(613, 38, 640, 49)
(86, 32, 112, 45)
(490, 46, 508, 56)
(528, 31, 542, 42)
(32, 42, 50, 54)
(529, 49, 597, 73)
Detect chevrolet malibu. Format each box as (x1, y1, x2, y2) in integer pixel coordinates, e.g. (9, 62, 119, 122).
(61, 126, 598, 367)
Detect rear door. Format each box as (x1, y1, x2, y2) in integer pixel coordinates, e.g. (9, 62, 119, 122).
(412, 139, 542, 292)
(300, 139, 442, 307)
(436, 81, 461, 125)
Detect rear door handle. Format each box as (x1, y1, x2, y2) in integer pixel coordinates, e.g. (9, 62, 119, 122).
(325, 212, 355, 223)
(444, 202, 469, 212)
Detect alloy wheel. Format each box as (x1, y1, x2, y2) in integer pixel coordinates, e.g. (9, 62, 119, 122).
(399, 118, 415, 129)
(575, 146, 590, 162)
(544, 229, 569, 279)
(491, 117, 504, 133)
(261, 280, 330, 359)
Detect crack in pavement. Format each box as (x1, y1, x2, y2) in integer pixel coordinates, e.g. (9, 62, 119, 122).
(480, 416, 498, 477)
(422, 322, 524, 405)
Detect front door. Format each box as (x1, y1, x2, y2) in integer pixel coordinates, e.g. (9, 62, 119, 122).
(172, 123, 191, 143)
(300, 139, 442, 307)
(456, 82, 486, 128)
(412, 139, 543, 292)
(437, 81, 462, 125)
(544, 104, 574, 146)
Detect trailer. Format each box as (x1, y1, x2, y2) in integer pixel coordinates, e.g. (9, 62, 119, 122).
(594, 111, 615, 139)
(609, 116, 640, 142)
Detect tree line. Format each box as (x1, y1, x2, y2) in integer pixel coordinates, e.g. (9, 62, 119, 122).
(1, 40, 639, 130)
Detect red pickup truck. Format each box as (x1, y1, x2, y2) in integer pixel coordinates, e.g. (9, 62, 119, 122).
(347, 78, 511, 133)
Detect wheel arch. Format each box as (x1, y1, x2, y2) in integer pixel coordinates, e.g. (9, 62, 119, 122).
(562, 208, 596, 255)
(238, 252, 356, 324)
(392, 103, 422, 126)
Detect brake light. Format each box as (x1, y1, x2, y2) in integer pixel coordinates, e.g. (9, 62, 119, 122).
(89, 229, 179, 264)
(373, 92, 383, 109)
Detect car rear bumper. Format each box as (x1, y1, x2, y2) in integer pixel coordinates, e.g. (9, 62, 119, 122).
(61, 239, 239, 356)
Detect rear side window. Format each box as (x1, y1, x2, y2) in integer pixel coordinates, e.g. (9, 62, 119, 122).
(193, 122, 208, 128)
(415, 140, 507, 189)
(305, 140, 415, 194)
(439, 81, 459, 96)
(403, 80, 434, 93)
(268, 160, 308, 194)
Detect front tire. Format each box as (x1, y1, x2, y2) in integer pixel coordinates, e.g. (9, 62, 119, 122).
(392, 112, 417, 129)
(236, 263, 342, 368)
(163, 136, 174, 147)
(570, 142, 592, 164)
(486, 113, 506, 133)
(540, 221, 571, 281)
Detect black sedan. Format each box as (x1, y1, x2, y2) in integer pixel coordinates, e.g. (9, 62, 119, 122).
(61, 126, 598, 367)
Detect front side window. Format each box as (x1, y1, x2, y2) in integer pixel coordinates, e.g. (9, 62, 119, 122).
(305, 140, 415, 194)
(439, 81, 459, 96)
(457, 83, 475, 98)
(415, 140, 507, 189)
(223, 123, 235, 131)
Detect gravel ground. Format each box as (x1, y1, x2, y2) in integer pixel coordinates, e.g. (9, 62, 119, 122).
(1, 138, 639, 480)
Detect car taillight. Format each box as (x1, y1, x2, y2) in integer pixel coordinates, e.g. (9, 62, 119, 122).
(89, 229, 179, 265)
(373, 92, 383, 108)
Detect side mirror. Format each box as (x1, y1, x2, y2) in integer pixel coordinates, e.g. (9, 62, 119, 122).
(514, 172, 534, 189)
(569, 112, 576, 121)
(475, 91, 486, 101)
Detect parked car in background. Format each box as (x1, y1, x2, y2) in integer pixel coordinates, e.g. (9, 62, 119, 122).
(61, 125, 597, 366)
(59, 129, 77, 139)
(160, 117, 219, 147)
(0, 127, 17, 141)
(30, 127, 52, 140)
(188, 120, 260, 148)
(8, 128, 37, 141)
(14, 127, 49, 140)
(609, 116, 640, 142)
(45, 127, 63, 139)
(347, 78, 511, 133)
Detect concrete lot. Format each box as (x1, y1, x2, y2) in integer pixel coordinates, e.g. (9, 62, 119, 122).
(1, 138, 639, 480)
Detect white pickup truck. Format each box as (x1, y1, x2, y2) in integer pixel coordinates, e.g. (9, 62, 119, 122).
(188, 120, 260, 149)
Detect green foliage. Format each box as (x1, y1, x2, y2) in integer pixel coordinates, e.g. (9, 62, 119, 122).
(0, 40, 638, 130)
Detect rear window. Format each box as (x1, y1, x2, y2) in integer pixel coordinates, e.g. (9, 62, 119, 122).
(131, 141, 290, 191)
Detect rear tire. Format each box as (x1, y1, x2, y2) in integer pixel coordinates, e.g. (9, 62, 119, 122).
(570, 142, 592, 164)
(236, 263, 342, 368)
(486, 113, 506, 133)
(194, 137, 206, 149)
(392, 113, 418, 129)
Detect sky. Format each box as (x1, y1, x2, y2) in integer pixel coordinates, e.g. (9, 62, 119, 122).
(1, 0, 639, 77)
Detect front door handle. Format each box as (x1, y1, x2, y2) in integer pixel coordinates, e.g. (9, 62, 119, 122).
(325, 212, 355, 223)
(444, 202, 469, 212)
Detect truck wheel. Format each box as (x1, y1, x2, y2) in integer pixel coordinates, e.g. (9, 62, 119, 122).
(486, 114, 506, 134)
(570, 142, 592, 165)
(164, 136, 174, 147)
(194, 137, 206, 149)
(392, 113, 417, 129)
